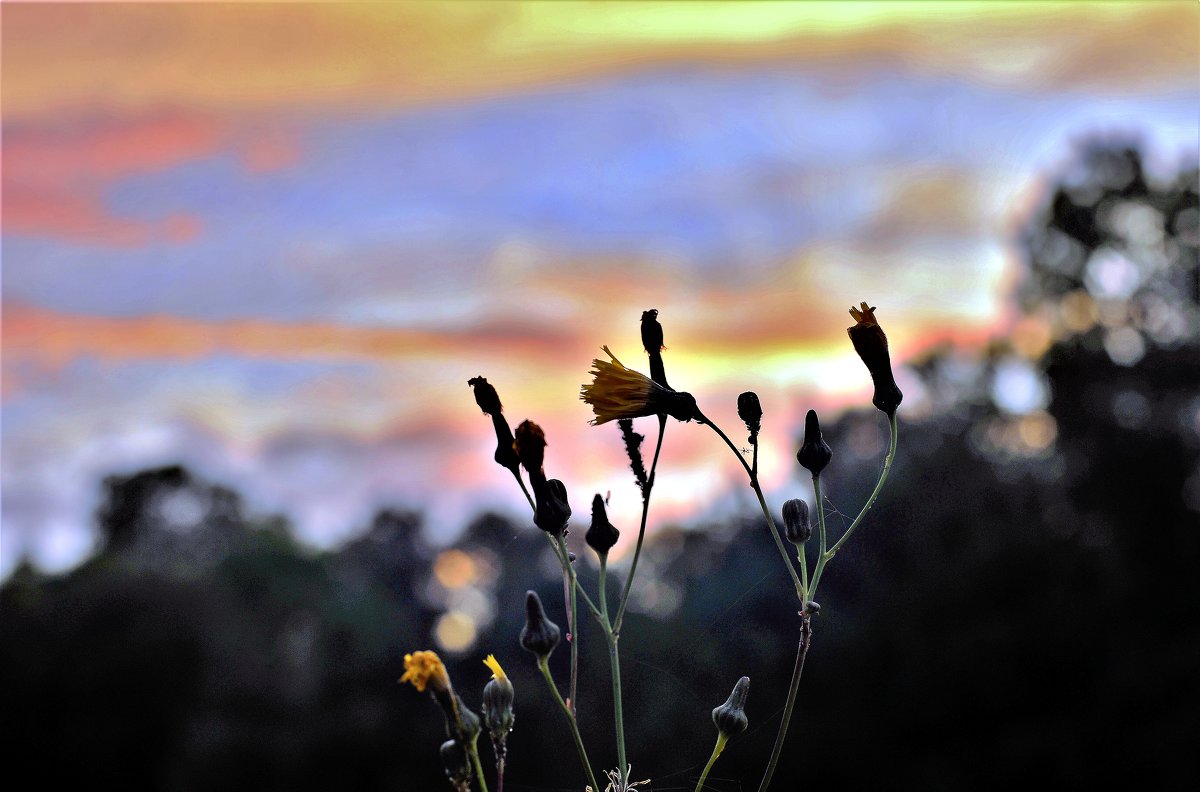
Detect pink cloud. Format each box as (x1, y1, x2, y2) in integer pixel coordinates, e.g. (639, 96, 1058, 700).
(2, 110, 297, 245)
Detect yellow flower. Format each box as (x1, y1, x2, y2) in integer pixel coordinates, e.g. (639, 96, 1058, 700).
(400, 650, 450, 694)
(580, 346, 699, 425)
(483, 653, 507, 682)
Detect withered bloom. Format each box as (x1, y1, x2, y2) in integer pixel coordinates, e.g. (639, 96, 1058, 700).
(586, 493, 620, 556)
(737, 391, 762, 443)
(796, 410, 832, 476)
(782, 498, 811, 544)
(847, 302, 903, 417)
(519, 590, 561, 659)
(513, 420, 547, 480)
(468, 376, 520, 474)
(641, 308, 670, 388)
(617, 418, 649, 493)
(581, 346, 699, 425)
(533, 478, 571, 536)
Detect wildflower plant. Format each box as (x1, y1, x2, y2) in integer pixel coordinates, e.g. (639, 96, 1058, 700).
(405, 303, 902, 791)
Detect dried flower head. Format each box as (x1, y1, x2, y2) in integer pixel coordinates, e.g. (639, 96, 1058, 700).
(581, 346, 698, 425)
(468, 376, 520, 473)
(796, 409, 833, 476)
(513, 420, 547, 477)
(467, 376, 503, 416)
(400, 650, 451, 694)
(847, 302, 903, 416)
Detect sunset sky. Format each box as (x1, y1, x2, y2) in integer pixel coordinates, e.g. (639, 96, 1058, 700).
(3, 1, 1198, 577)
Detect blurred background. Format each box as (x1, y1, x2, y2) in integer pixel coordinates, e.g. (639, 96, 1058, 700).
(2, 1, 1198, 790)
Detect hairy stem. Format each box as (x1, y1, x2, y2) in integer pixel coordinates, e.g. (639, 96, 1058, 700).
(536, 657, 599, 792)
(756, 615, 813, 792)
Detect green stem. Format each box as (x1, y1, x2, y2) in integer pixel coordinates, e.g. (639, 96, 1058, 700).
(695, 733, 729, 792)
(700, 413, 805, 601)
(537, 657, 599, 792)
(553, 535, 580, 716)
(511, 468, 535, 512)
(467, 736, 490, 792)
(607, 628, 628, 788)
(809, 413, 898, 602)
(755, 615, 812, 792)
(614, 414, 666, 634)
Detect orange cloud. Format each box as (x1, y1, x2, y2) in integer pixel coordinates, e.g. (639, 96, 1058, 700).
(3, 2, 1193, 123)
(0, 303, 587, 372)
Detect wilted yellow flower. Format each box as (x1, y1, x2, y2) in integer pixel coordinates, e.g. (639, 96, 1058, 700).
(580, 346, 699, 425)
(400, 650, 450, 693)
(483, 653, 507, 681)
(847, 301, 903, 416)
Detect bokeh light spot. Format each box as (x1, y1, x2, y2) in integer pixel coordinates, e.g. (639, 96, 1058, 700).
(434, 611, 477, 654)
(433, 549, 478, 590)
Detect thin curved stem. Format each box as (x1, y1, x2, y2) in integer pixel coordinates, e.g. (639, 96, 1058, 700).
(755, 615, 812, 792)
(607, 629, 628, 787)
(699, 413, 805, 601)
(537, 657, 600, 792)
(694, 733, 729, 792)
(467, 736, 490, 792)
(511, 469, 535, 512)
(614, 414, 667, 634)
(809, 413, 898, 602)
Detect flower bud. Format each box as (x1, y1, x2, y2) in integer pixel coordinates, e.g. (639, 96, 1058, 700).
(712, 676, 750, 738)
(586, 494, 620, 556)
(641, 309, 670, 389)
(519, 590, 561, 659)
(481, 655, 515, 739)
(513, 420, 547, 477)
(805, 600, 821, 616)
(533, 478, 571, 536)
(847, 303, 903, 416)
(440, 739, 470, 786)
(737, 392, 762, 442)
(782, 499, 811, 544)
(796, 410, 832, 476)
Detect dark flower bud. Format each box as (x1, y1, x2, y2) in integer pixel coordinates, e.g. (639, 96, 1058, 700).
(568, 552, 576, 563)
(586, 494, 621, 556)
(468, 377, 520, 474)
(533, 478, 571, 536)
(440, 739, 470, 786)
(712, 676, 750, 738)
(641, 309, 670, 389)
(847, 303, 903, 417)
(481, 655, 515, 739)
(737, 392, 762, 442)
(782, 498, 811, 544)
(520, 590, 561, 659)
(513, 420, 547, 477)
(805, 600, 821, 616)
(468, 376, 503, 417)
(617, 418, 649, 493)
(796, 410, 832, 476)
